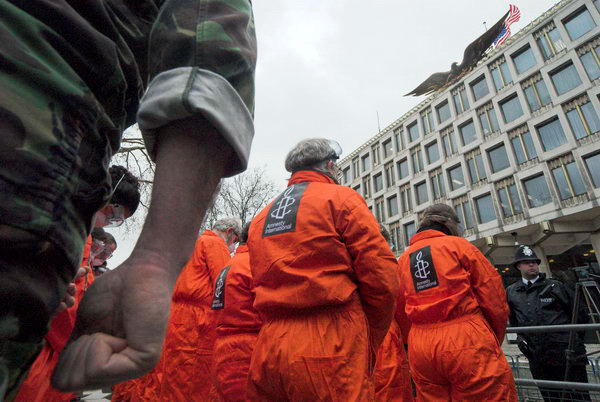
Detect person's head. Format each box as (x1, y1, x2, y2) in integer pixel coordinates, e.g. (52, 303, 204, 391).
(284, 138, 343, 183)
(212, 217, 243, 251)
(90, 227, 117, 267)
(417, 203, 463, 237)
(513, 245, 541, 279)
(95, 165, 141, 228)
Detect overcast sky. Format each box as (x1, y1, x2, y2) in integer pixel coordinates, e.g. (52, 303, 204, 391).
(110, 0, 558, 266)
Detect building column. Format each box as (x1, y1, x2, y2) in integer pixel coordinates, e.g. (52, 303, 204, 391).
(533, 245, 552, 277)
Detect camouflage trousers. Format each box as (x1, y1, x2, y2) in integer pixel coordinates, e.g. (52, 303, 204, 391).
(0, 0, 256, 398)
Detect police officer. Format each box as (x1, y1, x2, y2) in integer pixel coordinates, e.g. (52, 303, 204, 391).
(506, 245, 590, 401)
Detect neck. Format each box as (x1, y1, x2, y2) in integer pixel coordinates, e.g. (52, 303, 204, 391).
(522, 273, 538, 281)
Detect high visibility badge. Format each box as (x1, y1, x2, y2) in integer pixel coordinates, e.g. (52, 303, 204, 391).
(409, 246, 439, 292)
(262, 182, 309, 237)
(211, 266, 231, 310)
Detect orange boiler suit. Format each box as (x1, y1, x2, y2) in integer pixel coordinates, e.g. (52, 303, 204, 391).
(246, 170, 399, 401)
(211, 244, 261, 401)
(397, 229, 517, 401)
(113, 230, 231, 401)
(15, 236, 94, 402)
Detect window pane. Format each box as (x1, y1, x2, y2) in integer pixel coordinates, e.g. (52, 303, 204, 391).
(537, 36, 553, 61)
(449, 165, 465, 190)
(383, 140, 394, 158)
(471, 76, 489, 101)
(582, 103, 600, 134)
(524, 175, 553, 207)
(488, 145, 511, 172)
(467, 158, 478, 184)
(416, 182, 428, 204)
(524, 86, 541, 112)
(567, 109, 588, 139)
(404, 222, 416, 245)
(479, 111, 491, 135)
(453, 93, 463, 114)
(511, 137, 527, 164)
(489, 108, 500, 131)
(463, 201, 475, 228)
(564, 9, 596, 41)
(513, 47, 537, 74)
(460, 90, 470, 110)
(374, 174, 383, 192)
(581, 51, 600, 81)
(476, 194, 496, 223)
(509, 184, 523, 213)
(551, 63, 582, 96)
(475, 153, 487, 180)
(426, 142, 440, 164)
(437, 102, 451, 123)
(522, 131, 538, 159)
(460, 121, 477, 145)
(362, 154, 371, 171)
(535, 80, 552, 106)
(498, 188, 513, 217)
(408, 123, 419, 142)
(538, 118, 567, 150)
(500, 62, 513, 85)
(387, 196, 399, 217)
(500, 96, 524, 123)
(548, 28, 565, 52)
(552, 167, 572, 199)
(491, 68, 503, 91)
(398, 160, 409, 179)
(566, 162, 586, 196)
(585, 153, 600, 187)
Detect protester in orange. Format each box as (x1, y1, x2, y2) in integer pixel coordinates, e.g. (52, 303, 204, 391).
(211, 223, 261, 402)
(374, 225, 414, 402)
(114, 218, 241, 401)
(397, 204, 516, 401)
(16, 167, 139, 402)
(247, 138, 399, 401)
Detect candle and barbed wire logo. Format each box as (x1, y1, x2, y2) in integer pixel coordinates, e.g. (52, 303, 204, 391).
(410, 246, 438, 292)
(263, 183, 309, 237)
(271, 186, 296, 220)
(211, 266, 231, 310)
(413, 251, 431, 279)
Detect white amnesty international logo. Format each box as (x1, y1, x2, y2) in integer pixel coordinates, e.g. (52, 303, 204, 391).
(214, 271, 226, 298)
(522, 246, 533, 256)
(414, 251, 430, 279)
(271, 186, 296, 220)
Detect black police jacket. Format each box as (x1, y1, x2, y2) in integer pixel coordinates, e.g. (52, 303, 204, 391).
(506, 273, 587, 365)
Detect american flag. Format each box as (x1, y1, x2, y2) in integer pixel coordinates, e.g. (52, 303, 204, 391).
(494, 4, 521, 47)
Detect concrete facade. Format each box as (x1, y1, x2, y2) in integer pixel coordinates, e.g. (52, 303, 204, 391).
(339, 0, 600, 282)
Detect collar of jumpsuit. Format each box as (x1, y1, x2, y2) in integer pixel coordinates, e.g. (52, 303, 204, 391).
(236, 244, 249, 254)
(288, 170, 336, 186)
(409, 228, 447, 246)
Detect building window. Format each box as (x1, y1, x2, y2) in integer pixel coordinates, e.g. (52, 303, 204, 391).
(452, 85, 470, 114)
(523, 174, 553, 208)
(550, 62, 582, 96)
(372, 144, 381, 167)
(389, 221, 401, 251)
(420, 108, 435, 136)
(596, 0, 600, 13)
(512, 45, 537, 75)
(411, 146, 424, 174)
(374, 197, 384, 222)
(549, 154, 586, 200)
(373, 173, 384, 193)
(353, 184, 361, 194)
(475, 194, 496, 224)
(362, 176, 372, 199)
(436, 100, 451, 124)
(564, 94, 600, 140)
(352, 157, 360, 179)
(487, 143, 511, 173)
(578, 38, 600, 81)
(496, 178, 523, 218)
(500, 94, 524, 123)
(490, 56, 513, 91)
(453, 196, 475, 229)
(387, 195, 399, 217)
(407, 121, 420, 143)
(522, 73, 552, 112)
(384, 162, 395, 188)
(509, 125, 538, 164)
(534, 22, 565, 61)
(466, 149, 487, 184)
(404, 222, 416, 245)
(430, 168, 446, 200)
(382, 138, 394, 159)
(342, 167, 350, 184)
(425, 141, 440, 164)
(397, 158, 409, 180)
(361, 153, 371, 172)
(478, 103, 500, 136)
(441, 126, 458, 157)
(448, 164, 465, 191)
(563, 7, 596, 41)
(536, 117, 568, 151)
(394, 128, 405, 152)
(470, 75, 489, 101)
(584, 152, 600, 187)
(400, 184, 413, 214)
(415, 181, 428, 205)
(458, 120, 477, 146)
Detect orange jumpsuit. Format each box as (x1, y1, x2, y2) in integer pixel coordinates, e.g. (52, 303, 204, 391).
(397, 229, 516, 401)
(15, 236, 94, 402)
(247, 170, 399, 401)
(375, 320, 414, 402)
(211, 244, 261, 401)
(114, 230, 230, 401)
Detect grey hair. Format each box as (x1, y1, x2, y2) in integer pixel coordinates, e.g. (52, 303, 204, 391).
(285, 138, 335, 173)
(212, 217, 242, 236)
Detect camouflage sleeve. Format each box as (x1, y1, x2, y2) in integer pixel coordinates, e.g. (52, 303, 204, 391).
(137, 0, 257, 177)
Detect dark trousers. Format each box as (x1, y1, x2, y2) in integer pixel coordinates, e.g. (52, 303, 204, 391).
(529, 359, 591, 401)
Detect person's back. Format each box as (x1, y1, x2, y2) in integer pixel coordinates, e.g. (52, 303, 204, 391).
(397, 204, 516, 401)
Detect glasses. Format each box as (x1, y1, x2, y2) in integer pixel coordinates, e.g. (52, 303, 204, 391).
(103, 204, 126, 228)
(91, 240, 115, 260)
(327, 139, 343, 161)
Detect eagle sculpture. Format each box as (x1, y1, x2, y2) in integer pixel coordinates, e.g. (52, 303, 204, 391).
(405, 10, 510, 97)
